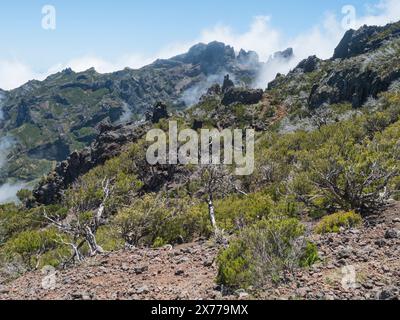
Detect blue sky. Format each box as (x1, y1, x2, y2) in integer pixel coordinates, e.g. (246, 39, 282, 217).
(0, 0, 399, 89)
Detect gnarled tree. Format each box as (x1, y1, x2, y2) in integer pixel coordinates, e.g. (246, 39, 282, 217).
(44, 178, 113, 264)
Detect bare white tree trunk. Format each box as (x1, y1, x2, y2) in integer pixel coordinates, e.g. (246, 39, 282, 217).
(44, 177, 112, 262)
(208, 195, 218, 234)
(85, 226, 104, 256)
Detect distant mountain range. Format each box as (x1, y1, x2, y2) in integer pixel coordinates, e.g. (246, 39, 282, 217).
(0, 41, 294, 189)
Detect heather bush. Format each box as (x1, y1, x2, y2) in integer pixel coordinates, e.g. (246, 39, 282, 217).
(315, 211, 362, 234)
(217, 216, 318, 289)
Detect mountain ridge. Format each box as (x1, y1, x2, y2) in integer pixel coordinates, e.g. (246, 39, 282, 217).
(0, 41, 270, 190)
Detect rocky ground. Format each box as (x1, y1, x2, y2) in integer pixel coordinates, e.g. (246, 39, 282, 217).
(257, 202, 400, 300)
(1, 203, 399, 300)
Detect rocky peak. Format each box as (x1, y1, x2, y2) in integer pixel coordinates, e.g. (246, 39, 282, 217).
(237, 49, 260, 68)
(174, 41, 237, 74)
(222, 74, 235, 93)
(61, 68, 75, 75)
(295, 55, 321, 73)
(272, 48, 294, 60)
(333, 21, 400, 59)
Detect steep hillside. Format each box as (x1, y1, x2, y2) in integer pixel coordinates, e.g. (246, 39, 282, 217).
(268, 21, 400, 130)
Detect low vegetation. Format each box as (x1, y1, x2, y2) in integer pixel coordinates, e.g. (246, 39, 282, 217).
(314, 211, 363, 234)
(217, 216, 319, 289)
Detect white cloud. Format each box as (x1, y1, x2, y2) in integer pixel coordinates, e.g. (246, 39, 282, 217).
(199, 16, 282, 60)
(0, 0, 399, 91)
(0, 183, 26, 204)
(356, 0, 400, 27)
(47, 54, 155, 75)
(0, 59, 46, 90)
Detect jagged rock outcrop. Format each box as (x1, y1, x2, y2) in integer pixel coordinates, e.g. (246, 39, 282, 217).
(145, 102, 170, 124)
(295, 55, 321, 73)
(273, 48, 294, 60)
(33, 122, 150, 205)
(222, 74, 235, 93)
(174, 41, 237, 74)
(222, 87, 263, 106)
(333, 22, 400, 59)
(237, 49, 260, 68)
(309, 67, 400, 108)
(307, 22, 400, 109)
(199, 84, 222, 103)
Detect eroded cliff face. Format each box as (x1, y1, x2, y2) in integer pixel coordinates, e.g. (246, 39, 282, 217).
(33, 121, 151, 205)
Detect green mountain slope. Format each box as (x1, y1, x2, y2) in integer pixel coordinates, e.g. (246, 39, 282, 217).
(0, 42, 261, 185)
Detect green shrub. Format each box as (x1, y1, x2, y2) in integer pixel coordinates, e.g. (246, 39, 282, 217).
(315, 211, 362, 234)
(96, 225, 124, 252)
(64, 142, 145, 214)
(212, 192, 274, 231)
(2, 228, 61, 269)
(16, 189, 34, 205)
(37, 246, 71, 268)
(216, 239, 252, 289)
(152, 237, 167, 248)
(300, 241, 320, 267)
(0, 204, 46, 242)
(113, 195, 208, 246)
(217, 216, 317, 289)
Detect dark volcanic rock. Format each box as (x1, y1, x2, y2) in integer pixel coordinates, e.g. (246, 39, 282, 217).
(377, 287, 399, 300)
(333, 22, 400, 59)
(295, 55, 321, 73)
(27, 138, 71, 162)
(175, 41, 236, 74)
(145, 102, 170, 124)
(385, 229, 399, 239)
(33, 122, 150, 205)
(222, 87, 263, 106)
(222, 74, 235, 93)
(308, 67, 400, 108)
(15, 100, 33, 127)
(273, 48, 294, 60)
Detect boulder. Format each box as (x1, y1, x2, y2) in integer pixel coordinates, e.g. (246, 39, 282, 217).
(222, 74, 235, 93)
(296, 55, 321, 73)
(146, 102, 169, 124)
(377, 286, 399, 300)
(222, 87, 263, 106)
(385, 229, 399, 239)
